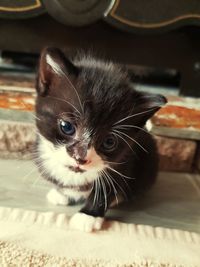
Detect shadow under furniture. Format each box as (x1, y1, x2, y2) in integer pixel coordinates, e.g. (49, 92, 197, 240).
(0, 0, 200, 96)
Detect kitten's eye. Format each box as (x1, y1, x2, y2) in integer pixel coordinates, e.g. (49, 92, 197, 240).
(102, 134, 117, 151)
(59, 120, 75, 135)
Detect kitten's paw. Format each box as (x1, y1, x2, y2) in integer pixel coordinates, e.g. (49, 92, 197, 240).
(69, 212, 104, 232)
(46, 188, 69, 206)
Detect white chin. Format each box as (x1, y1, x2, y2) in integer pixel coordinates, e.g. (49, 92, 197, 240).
(38, 136, 106, 187)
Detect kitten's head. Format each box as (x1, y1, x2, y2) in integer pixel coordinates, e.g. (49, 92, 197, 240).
(35, 47, 166, 185)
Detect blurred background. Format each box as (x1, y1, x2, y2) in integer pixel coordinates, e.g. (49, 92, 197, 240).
(1, 0, 200, 97)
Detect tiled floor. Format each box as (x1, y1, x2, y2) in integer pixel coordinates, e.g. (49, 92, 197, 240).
(0, 159, 199, 234)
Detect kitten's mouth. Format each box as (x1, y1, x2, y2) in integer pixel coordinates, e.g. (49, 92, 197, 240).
(68, 165, 86, 173)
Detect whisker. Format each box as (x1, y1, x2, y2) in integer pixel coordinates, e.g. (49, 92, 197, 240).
(94, 177, 100, 207)
(103, 177, 108, 210)
(55, 138, 66, 147)
(104, 160, 127, 165)
(113, 124, 150, 134)
(47, 96, 81, 116)
(97, 177, 101, 206)
(113, 107, 159, 126)
(29, 113, 41, 121)
(62, 72, 84, 114)
(22, 166, 40, 183)
(50, 60, 84, 114)
(93, 180, 98, 207)
(107, 166, 135, 180)
(102, 170, 119, 205)
(105, 170, 128, 200)
(56, 111, 81, 121)
(31, 168, 47, 187)
(113, 129, 148, 153)
(100, 175, 107, 211)
(112, 131, 135, 153)
(101, 171, 111, 195)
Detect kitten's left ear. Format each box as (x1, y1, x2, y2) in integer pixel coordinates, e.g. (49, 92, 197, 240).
(36, 47, 78, 96)
(133, 91, 167, 125)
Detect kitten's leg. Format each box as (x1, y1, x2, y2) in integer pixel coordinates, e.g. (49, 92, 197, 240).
(46, 188, 69, 206)
(69, 188, 114, 232)
(61, 188, 89, 205)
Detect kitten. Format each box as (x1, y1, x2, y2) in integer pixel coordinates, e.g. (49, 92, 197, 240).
(35, 47, 167, 232)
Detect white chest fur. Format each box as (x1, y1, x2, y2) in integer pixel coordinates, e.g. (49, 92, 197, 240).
(37, 135, 106, 205)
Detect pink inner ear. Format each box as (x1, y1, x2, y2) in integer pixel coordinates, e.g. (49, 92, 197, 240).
(39, 48, 64, 86)
(39, 53, 51, 85)
(45, 54, 64, 76)
(37, 47, 79, 97)
(140, 94, 167, 109)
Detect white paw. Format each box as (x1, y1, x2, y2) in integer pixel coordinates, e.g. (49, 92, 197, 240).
(46, 188, 69, 206)
(69, 212, 104, 232)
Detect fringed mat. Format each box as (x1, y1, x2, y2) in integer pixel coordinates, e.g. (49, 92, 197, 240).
(0, 207, 200, 267)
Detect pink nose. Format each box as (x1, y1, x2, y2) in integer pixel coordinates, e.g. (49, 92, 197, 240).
(75, 157, 91, 165)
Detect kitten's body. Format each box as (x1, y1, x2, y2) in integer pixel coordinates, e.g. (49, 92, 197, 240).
(35, 48, 166, 232)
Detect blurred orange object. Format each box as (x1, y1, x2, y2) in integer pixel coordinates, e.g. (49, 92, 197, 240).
(153, 105, 200, 129)
(0, 92, 35, 111)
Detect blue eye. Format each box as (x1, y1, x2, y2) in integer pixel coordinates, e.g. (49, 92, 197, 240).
(60, 120, 75, 135)
(102, 134, 117, 151)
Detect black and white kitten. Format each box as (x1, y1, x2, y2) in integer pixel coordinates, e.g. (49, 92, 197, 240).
(35, 47, 167, 232)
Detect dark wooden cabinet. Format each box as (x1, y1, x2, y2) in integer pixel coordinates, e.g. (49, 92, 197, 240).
(0, 0, 200, 97)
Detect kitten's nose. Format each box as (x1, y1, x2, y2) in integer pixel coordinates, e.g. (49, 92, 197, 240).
(66, 142, 91, 165)
(75, 157, 89, 165)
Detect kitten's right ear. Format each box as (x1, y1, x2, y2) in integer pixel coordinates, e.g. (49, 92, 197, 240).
(36, 47, 78, 96)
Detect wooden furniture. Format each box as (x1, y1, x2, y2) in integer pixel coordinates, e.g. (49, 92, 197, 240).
(0, 0, 200, 97)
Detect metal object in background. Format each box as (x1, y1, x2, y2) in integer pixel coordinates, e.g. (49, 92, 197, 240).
(0, 0, 45, 19)
(42, 0, 114, 26)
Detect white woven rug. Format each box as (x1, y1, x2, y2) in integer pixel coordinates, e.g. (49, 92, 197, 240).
(0, 207, 200, 267)
(0, 159, 200, 266)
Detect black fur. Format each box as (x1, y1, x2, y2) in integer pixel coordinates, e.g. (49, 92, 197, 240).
(35, 47, 167, 218)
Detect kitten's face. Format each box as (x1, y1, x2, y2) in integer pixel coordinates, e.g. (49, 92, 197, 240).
(35, 48, 166, 186)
